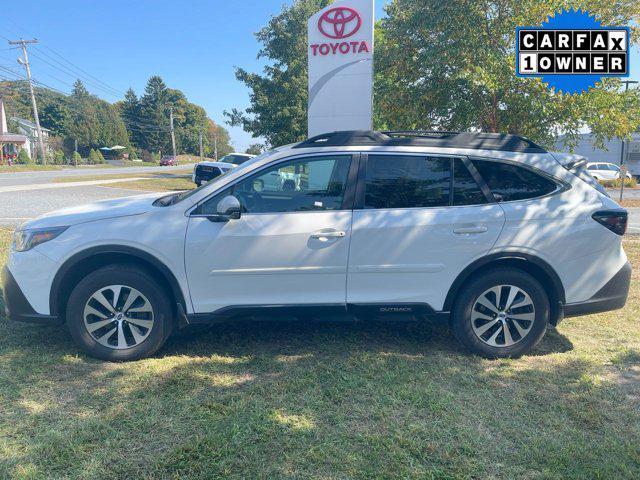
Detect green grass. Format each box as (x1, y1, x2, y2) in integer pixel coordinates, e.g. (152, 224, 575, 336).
(0, 164, 65, 173)
(52, 170, 194, 192)
(1, 227, 639, 479)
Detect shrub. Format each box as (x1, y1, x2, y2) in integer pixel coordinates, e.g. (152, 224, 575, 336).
(72, 151, 82, 166)
(16, 149, 32, 164)
(88, 149, 106, 165)
(599, 177, 637, 189)
(52, 150, 66, 165)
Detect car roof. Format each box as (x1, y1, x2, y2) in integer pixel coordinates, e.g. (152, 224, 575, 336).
(292, 130, 547, 154)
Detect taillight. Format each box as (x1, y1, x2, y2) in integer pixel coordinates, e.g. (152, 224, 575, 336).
(592, 210, 628, 236)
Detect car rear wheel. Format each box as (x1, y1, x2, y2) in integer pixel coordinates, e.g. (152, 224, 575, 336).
(66, 265, 173, 361)
(451, 268, 549, 358)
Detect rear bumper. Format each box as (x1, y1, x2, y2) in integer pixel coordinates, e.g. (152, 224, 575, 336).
(2, 266, 61, 325)
(563, 261, 631, 318)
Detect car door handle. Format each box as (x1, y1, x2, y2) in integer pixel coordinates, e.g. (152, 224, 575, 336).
(311, 230, 346, 240)
(453, 226, 488, 235)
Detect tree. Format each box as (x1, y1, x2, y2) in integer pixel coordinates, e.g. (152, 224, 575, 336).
(118, 88, 145, 149)
(140, 76, 170, 153)
(245, 143, 264, 155)
(375, 0, 640, 148)
(39, 99, 70, 137)
(16, 149, 32, 164)
(225, 0, 330, 147)
(206, 119, 233, 158)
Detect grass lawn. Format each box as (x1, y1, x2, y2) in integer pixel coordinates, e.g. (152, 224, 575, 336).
(52, 170, 194, 192)
(0, 227, 639, 479)
(0, 164, 65, 173)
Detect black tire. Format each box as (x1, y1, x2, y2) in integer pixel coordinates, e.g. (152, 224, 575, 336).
(451, 268, 549, 358)
(66, 264, 173, 361)
(195, 179, 202, 187)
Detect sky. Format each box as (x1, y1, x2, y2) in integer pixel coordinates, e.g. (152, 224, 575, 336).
(0, 1, 638, 152)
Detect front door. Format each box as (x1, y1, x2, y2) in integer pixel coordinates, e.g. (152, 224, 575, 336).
(347, 154, 505, 312)
(185, 154, 355, 313)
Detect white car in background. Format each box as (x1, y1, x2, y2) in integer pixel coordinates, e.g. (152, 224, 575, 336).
(192, 153, 256, 186)
(586, 162, 632, 181)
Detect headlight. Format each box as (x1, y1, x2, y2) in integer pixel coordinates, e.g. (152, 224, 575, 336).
(12, 227, 68, 252)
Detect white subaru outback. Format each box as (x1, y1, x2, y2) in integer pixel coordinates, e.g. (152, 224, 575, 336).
(2, 131, 631, 361)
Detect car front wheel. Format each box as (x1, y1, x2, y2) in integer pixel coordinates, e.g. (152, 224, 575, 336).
(451, 268, 549, 358)
(66, 265, 173, 361)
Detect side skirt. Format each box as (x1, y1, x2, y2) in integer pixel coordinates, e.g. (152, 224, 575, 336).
(178, 303, 451, 326)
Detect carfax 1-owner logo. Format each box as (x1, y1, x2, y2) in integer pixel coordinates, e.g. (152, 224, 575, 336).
(516, 9, 630, 94)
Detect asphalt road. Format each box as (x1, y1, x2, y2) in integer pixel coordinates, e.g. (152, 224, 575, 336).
(0, 164, 192, 187)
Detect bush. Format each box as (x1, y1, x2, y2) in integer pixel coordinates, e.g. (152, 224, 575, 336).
(599, 177, 637, 189)
(87, 149, 106, 165)
(51, 150, 66, 165)
(72, 151, 82, 166)
(16, 149, 32, 164)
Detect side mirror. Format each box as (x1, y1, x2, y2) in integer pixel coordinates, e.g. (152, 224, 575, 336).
(210, 195, 242, 222)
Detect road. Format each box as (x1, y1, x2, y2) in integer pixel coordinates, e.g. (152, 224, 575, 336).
(0, 164, 192, 187)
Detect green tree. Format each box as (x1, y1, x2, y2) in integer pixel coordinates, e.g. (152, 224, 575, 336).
(375, 0, 640, 147)
(16, 149, 32, 164)
(118, 88, 145, 149)
(245, 143, 264, 155)
(88, 148, 106, 165)
(225, 0, 330, 147)
(39, 99, 70, 137)
(140, 76, 170, 153)
(206, 119, 233, 158)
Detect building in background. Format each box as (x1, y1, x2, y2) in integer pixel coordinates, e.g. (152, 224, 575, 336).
(10, 117, 51, 160)
(556, 133, 640, 178)
(0, 98, 27, 163)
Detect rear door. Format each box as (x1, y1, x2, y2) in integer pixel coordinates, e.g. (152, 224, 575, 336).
(346, 154, 505, 312)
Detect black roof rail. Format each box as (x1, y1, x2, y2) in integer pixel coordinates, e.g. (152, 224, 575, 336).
(293, 130, 547, 154)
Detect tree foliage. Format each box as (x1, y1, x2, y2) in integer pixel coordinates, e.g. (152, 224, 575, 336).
(225, 0, 330, 147)
(230, 0, 640, 149)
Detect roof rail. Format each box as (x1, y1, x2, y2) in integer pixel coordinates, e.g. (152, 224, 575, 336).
(293, 130, 547, 154)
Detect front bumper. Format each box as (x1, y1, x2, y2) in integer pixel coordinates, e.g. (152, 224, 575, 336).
(563, 261, 632, 318)
(2, 266, 61, 324)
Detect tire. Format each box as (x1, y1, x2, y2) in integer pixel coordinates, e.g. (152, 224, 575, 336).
(451, 268, 549, 358)
(195, 179, 202, 187)
(66, 264, 173, 361)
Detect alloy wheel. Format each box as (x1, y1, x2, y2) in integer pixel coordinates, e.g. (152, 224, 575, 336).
(470, 285, 535, 347)
(83, 285, 154, 350)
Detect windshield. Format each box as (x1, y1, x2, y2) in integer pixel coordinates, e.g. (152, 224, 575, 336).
(158, 149, 277, 205)
(220, 154, 251, 165)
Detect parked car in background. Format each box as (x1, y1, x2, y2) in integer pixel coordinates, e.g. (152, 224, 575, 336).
(192, 153, 255, 186)
(3, 131, 630, 361)
(159, 155, 177, 166)
(586, 162, 632, 181)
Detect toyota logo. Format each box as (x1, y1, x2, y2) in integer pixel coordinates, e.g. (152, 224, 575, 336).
(318, 7, 362, 39)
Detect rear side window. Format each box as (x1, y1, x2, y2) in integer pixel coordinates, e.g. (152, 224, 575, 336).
(472, 160, 558, 202)
(453, 159, 488, 206)
(364, 155, 450, 209)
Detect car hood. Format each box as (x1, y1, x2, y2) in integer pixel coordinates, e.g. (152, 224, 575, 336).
(196, 161, 235, 169)
(20, 192, 167, 230)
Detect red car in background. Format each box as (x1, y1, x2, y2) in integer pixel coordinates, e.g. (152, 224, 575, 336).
(159, 155, 177, 166)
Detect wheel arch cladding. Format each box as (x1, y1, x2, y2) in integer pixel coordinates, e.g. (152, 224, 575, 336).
(444, 253, 565, 326)
(50, 245, 187, 320)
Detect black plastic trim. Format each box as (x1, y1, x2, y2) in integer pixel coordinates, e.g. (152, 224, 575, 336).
(293, 130, 547, 153)
(2, 267, 62, 325)
(564, 262, 631, 317)
(49, 245, 188, 317)
(443, 252, 566, 311)
(183, 302, 446, 325)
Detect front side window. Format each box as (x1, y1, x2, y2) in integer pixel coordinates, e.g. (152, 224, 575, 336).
(472, 159, 558, 202)
(198, 155, 351, 215)
(364, 155, 450, 209)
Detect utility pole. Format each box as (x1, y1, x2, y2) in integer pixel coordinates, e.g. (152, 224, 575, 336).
(9, 38, 47, 165)
(168, 106, 177, 157)
(213, 131, 218, 161)
(73, 139, 78, 167)
(619, 80, 639, 203)
(198, 126, 203, 161)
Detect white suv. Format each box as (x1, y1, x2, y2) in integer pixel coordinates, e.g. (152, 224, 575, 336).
(192, 153, 255, 186)
(2, 131, 631, 361)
